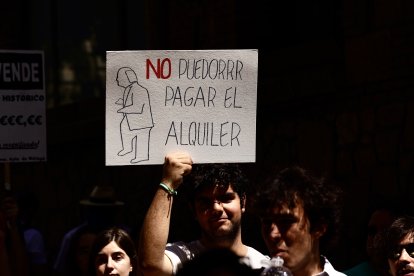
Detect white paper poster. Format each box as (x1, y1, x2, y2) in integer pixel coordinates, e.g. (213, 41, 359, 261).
(0, 50, 46, 162)
(106, 50, 257, 165)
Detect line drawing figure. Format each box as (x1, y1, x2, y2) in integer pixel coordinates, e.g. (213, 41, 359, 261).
(115, 67, 154, 164)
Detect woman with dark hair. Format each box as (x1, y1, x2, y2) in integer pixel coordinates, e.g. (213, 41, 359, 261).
(89, 227, 137, 276)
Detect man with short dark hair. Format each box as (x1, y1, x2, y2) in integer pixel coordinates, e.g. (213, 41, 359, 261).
(377, 215, 414, 276)
(253, 166, 346, 276)
(138, 152, 268, 276)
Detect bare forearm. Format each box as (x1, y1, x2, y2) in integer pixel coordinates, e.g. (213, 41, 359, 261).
(138, 189, 174, 275)
(138, 152, 192, 276)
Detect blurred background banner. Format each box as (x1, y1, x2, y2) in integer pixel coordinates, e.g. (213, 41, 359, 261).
(0, 50, 46, 163)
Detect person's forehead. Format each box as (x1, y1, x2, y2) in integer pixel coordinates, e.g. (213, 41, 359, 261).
(265, 202, 305, 218)
(400, 233, 414, 245)
(195, 183, 236, 197)
(100, 240, 125, 254)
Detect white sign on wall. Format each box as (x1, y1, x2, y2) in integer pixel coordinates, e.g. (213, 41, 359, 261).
(0, 50, 46, 163)
(106, 50, 258, 165)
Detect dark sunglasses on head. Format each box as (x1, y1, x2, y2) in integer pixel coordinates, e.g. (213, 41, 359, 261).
(388, 243, 414, 260)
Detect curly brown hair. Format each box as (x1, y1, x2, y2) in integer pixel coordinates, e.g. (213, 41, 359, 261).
(252, 166, 343, 253)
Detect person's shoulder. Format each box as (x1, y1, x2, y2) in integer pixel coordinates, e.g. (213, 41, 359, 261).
(24, 228, 42, 238)
(165, 240, 203, 272)
(23, 228, 45, 244)
(243, 246, 269, 269)
(167, 240, 202, 247)
(59, 223, 89, 242)
(245, 246, 269, 258)
(321, 256, 348, 276)
(166, 240, 203, 257)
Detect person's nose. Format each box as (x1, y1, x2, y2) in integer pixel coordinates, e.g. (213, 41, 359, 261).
(398, 248, 414, 262)
(106, 258, 116, 270)
(269, 223, 281, 239)
(211, 200, 223, 211)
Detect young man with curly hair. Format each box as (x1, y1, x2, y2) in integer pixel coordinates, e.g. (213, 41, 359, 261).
(253, 166, 346, 276)
(138, 152, 268, 276)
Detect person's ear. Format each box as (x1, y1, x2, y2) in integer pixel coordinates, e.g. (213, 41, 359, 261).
(312, 223, 327, 239)
(240, 194, 246, 213)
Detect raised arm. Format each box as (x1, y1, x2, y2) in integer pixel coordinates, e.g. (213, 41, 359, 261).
(138, 152, 192, 276)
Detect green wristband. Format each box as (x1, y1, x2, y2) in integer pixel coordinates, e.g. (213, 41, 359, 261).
(159, 182, 177, 196)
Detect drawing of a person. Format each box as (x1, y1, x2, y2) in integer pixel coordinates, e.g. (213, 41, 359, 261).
(115, 67, 154, 163)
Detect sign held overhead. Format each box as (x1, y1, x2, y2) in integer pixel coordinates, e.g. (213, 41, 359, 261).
(106, 50, 258, 165)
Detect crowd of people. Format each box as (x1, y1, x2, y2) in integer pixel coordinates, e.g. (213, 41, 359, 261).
(1, 151, 413, 275)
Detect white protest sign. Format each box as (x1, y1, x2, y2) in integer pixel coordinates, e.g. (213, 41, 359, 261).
(0, 50, 46, 162)
(106, 50, 257, 165)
